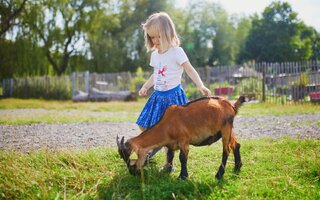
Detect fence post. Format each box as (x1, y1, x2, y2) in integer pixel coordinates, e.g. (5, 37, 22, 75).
(84, 71, 89, 94)
(10, 79, 13, 97)
(71, 72, 75, 97)
(1, 80, 5, 97)
(262, 63, 266, 102)
(2, 79, 14, 97)
(205, 65, 210, 86)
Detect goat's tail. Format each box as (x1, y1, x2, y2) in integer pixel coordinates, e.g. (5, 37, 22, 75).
(233, 96, 245, 114)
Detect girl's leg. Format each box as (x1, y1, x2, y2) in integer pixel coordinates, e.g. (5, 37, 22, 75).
(139, 126, 145, 132)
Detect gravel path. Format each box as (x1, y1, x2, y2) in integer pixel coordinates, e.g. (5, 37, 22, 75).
(1, 113, 319, 151)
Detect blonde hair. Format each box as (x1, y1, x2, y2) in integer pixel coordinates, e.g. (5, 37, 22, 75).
(142, 12, 180, 52)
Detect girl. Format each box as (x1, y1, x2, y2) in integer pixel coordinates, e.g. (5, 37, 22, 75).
(136, 12, 211, 167)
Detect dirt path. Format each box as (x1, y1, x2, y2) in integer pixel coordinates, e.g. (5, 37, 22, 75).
(1, 113, 319, 151)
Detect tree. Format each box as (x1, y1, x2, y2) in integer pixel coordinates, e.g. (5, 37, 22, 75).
(243, 1, 313, 62)
(86, 0, 171, 73)
(179, 1, 217, 67)
(208, 9, 238, 66)
(179, 1, 250, 67)
(22, 0, 96, 75)
(0, 0, 27, 38)
(0, 37, 48, 79)
(0, 0, 48, 79)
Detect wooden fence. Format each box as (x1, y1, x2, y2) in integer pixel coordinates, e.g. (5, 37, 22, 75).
(1, 75, 71, 100)
(2, 61, 320, 103)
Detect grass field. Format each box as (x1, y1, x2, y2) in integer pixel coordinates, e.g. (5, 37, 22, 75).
(0, 138, 319, 199)
(0, 98, 319, 125)
(0, 98, 319, 199)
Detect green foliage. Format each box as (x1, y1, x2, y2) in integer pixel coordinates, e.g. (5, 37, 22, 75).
(130, 67, 146, 92)
(236, 77, 262, 99)
(296, 70, 309, 86)
(184, 84, 202, 100)
(243, 1, 314, 62)
(1, 0, 319, 80)
(11, 75, 71, 100)
(0, 38, 48, 79)
(0, 138, 319, 199)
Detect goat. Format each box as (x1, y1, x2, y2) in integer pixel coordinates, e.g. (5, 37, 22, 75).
(117, 96, 245, 180)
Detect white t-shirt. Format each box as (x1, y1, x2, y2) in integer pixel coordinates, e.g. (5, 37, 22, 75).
(150, 47, 189, 91)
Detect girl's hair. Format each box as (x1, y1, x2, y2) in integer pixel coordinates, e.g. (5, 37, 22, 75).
(142, 12, 180, 52)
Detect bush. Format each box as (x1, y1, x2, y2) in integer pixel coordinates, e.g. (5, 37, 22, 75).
(11, 75, 71, 100)
(185, 84, 202, 100)
(130, 67, 146, 92)
(236, 78, 262, 100)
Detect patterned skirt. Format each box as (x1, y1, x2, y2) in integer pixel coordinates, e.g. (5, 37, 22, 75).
(136, 84, 189, 129)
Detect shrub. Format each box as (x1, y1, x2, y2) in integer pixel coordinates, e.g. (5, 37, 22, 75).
(11, 75, 71, 100)
(237, 78, 263, 100)
(130, 67, 146, 92)
(185, 84, 202, 100)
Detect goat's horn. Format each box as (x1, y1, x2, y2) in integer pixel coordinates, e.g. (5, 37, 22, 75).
(120, 136, 124, 145)
(120, 136, 125, 147)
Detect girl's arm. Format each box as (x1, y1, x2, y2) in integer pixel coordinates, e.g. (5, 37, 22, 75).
(182, 61, 211, 96)
(139, 74, 154, 96)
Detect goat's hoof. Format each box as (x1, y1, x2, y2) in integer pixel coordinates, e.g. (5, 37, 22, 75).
(178, 175, 188, 180)
(234, 162, 242, 173)
(215, 173, 223, 180)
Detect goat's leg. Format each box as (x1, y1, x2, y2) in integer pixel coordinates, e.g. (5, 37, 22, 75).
(230, 129, 242, 173)
(178, 144, 189, 180)
(160, 147, 175, 174)
(215, 150, 229, 180)
(215, 127, 231, 180)
(233, 143, 242, 173)
(144, 146, 162, 166)
(136, 150, 148, 171)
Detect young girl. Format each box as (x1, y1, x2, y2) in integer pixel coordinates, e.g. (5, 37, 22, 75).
(136, 12, 211, 130)
(136, 12, 211, 166)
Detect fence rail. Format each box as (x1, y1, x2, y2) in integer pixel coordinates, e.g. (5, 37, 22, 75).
(1, 61, 320, 103)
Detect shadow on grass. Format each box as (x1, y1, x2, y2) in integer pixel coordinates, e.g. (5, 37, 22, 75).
(96, 162, 237, 199)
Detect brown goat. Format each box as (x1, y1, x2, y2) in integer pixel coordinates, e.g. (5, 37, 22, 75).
(117, 96, 245, 180)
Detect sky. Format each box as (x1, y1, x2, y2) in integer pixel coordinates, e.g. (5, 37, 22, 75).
(176, 0, 320, 31)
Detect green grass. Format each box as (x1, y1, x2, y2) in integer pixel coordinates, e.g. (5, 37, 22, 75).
(241, 102, 320, 116)
(0, 98, 145, 125)
(0, 109, 140, 125)
(0, 98, 319, 125)
(0, 98, 145, 112)
(0, 138, 319, 199)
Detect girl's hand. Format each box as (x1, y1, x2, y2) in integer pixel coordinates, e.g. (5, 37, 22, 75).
(138, 86, 148, 96)
(199, 86, 211, 97)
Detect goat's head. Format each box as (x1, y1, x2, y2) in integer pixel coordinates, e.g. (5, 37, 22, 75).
(116, 135, 141, 175)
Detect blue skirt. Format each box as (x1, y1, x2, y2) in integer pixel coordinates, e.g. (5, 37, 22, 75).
(136, 84, 189, 129)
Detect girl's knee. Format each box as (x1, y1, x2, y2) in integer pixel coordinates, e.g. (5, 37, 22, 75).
(139, 126, 145, 132)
